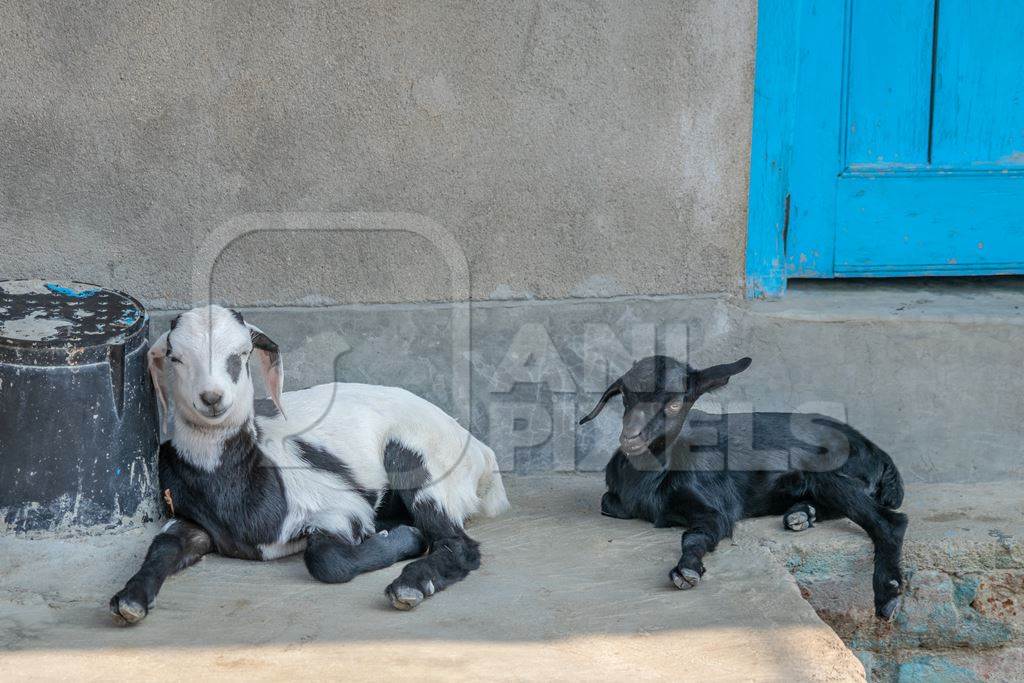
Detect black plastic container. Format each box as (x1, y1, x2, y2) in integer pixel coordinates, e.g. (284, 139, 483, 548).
(0, 280, 159, 533)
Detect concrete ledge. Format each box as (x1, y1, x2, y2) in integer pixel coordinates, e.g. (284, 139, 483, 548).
(0, 475, 863, 681)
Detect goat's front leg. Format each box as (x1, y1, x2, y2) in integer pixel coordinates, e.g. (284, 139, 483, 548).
(600, 491, 634, 519)
(109, 519, 212, 625)
(670, 510, 732, 591)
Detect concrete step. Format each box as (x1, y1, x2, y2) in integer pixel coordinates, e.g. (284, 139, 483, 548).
(0, 475, 864, 682)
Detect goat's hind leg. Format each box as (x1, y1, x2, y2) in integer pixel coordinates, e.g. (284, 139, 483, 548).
(109, 518, 212, 625)
(305, 526, 426, 584)
(809, 475, 908, 620)
(385, 500, 481, 611)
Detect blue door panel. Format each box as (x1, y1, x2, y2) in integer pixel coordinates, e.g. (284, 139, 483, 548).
(837, 173, 1024, 276)
(747, 0, 1024, 295)
(931, 1, 1024, 165)
(845, 0, 933, 165)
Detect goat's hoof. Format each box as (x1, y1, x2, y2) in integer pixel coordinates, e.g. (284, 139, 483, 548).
(109, 593, 148, 626)
(784, 511, 812, 532)
(670, 567, 702, 590)
(386, 584, 424, 611)
(783, 504, 816, 532)
(876, 596, 901, 622)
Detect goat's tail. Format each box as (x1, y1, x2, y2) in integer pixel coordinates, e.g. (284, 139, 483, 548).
(474, 441, 510, 517)
(873, 444, 904, 509)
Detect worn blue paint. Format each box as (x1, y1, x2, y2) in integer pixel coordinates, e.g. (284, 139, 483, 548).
(45, 283, 99, 299)
(747, 0, 1024, 297)
(744, 0, 801, 298)
(117, 311, 139, 326)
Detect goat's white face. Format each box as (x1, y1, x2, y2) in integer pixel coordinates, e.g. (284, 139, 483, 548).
(148, 305, 284, 432)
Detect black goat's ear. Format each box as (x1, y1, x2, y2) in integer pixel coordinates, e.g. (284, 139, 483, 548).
(693, 357, 752, 395)
(579, 379, 623, 425)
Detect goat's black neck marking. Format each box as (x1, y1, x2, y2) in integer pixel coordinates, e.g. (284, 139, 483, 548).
(294, 438, 378, 508)
(159, 423, 288, 559)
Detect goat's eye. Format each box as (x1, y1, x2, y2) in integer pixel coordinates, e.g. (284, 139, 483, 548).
(170, 357, 183, 365)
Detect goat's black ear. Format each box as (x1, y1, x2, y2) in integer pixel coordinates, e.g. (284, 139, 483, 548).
(693, 357, 752, 395)
(579, 379, 623, 425)
(249, 329, 279, 353)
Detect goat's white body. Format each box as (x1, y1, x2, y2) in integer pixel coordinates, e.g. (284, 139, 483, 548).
(250, 382, 508, 554)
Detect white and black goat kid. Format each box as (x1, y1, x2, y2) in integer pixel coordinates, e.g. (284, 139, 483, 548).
(580, 355, 907, 620)
(110, 305, 508, 624)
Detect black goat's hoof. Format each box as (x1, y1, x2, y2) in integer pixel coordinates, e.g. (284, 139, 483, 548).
(386, 583, 425, 611)
(783, 504, 816, 532)
(784, 511, 812, 531)
(670, 567, 702, 590)
(876, 595, 901, 622)
(109, 591, 148, 626)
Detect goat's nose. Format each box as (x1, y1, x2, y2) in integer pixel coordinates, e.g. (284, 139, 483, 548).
(199, 390, 223, 407)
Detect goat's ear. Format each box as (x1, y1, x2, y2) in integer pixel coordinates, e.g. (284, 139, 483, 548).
(148, 331, 170, 434)
(247, 324, 285, 417)
(579, 379, 623, 425)
(693, 356, 752, 395)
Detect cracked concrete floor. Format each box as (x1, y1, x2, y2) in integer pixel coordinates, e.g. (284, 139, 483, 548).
(0, 475, 863, 682)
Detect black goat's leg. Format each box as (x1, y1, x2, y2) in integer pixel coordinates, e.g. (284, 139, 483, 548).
(809, 475, 908, 620)
(782, 501, 818, 531)
(670, 510, 732, 590)
(109, 519, 212, 625)
(384, 500, 481, 611)
(305, 526, 426, 583)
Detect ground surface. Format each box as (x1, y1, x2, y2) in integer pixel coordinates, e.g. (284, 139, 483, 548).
(0, 475, 863, 682)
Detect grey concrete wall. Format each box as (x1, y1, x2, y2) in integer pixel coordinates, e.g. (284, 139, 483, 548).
(149, 283, 1024, 483)
(0, 1, 756, 307)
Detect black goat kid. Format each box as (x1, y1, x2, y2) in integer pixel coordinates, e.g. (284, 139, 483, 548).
(579, 355, 907, 620)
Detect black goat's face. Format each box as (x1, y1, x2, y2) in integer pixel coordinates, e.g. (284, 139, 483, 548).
(579, 355, 752, 456)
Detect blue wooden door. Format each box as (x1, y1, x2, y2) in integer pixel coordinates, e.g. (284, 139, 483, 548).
(748, 0, 1024, 295)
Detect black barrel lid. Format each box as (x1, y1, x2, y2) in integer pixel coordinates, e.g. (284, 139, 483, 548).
(0, 280, 149, 366)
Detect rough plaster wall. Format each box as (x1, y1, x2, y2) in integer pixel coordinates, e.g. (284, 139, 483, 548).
(0, 1, 756, 306)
